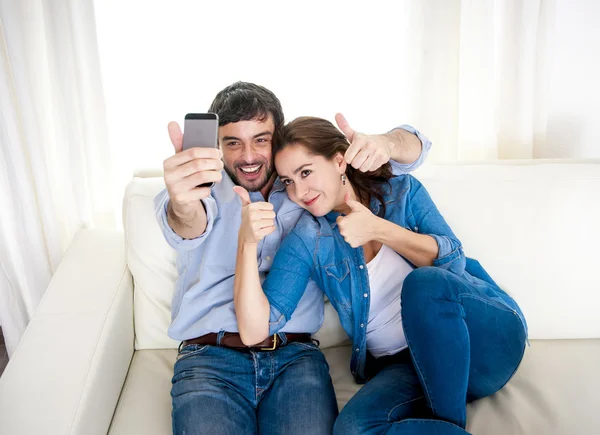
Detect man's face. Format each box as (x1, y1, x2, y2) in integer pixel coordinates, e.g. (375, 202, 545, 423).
(219, 116, 275, 192)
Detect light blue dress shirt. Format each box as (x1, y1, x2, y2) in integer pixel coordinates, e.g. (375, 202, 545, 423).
(154, 125, 432, 341)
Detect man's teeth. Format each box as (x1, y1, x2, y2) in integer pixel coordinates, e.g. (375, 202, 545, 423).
(240, 165, 261, 174)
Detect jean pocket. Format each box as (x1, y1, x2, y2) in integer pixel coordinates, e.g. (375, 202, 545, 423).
(289, 340, 320, 352)
(176, 344, 211, 363)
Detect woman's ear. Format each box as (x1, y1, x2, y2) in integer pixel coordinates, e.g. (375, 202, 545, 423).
(334, 152, 347, 174)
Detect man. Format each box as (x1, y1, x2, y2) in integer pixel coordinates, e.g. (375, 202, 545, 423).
(155, 81, 431, 434)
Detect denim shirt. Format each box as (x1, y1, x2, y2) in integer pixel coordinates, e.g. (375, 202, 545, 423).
(262, 174, 527, 383)
(155, 125, 432, 341)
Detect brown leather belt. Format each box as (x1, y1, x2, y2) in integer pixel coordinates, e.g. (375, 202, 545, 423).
(182, 332, 312, 351)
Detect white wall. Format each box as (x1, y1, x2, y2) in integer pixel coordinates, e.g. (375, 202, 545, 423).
(94, 0, 600, 220)
(94, 0, 418, 217)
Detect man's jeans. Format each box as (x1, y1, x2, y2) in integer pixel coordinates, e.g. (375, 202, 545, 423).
(171, 338, 338, 435)
(334, 267, 527, 435)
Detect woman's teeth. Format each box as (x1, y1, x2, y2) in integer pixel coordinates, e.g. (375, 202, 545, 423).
(240, 165, 261, 174)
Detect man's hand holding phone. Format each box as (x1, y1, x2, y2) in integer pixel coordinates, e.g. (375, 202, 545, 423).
(162, 119, 223, 239)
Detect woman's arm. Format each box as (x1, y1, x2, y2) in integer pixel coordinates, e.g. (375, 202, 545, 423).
(337, 177, 465, 274)
(372, 220, 439, 267)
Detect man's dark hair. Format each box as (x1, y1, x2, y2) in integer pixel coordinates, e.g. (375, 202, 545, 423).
(208, 82, 284, 132)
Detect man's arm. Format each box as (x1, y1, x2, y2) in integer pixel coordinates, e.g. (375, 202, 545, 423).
(162, 121, 224, 240)
(335, 113, 431, 173)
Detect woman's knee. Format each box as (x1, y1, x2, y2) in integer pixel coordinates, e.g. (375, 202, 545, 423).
(332, 410, 365, 435)
(401, 267, 457, 308)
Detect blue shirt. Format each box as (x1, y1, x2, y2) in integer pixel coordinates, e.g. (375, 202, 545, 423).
(261, 174, 528, 382)
(155, 125, 432, 341)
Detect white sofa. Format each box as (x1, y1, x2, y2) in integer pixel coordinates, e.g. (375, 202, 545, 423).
(1, 160, 600, 435)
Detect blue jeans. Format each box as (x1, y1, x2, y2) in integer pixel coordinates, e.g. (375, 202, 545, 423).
(171, 335, 338, 435)
(334, 266, 527, 435)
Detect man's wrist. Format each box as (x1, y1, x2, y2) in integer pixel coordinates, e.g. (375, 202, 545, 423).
(386, 128, 422, 164)
(168, 200, 205, 229)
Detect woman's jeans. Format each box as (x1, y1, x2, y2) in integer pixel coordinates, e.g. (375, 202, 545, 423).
(171, 339, 338, 435)
(334, 266, 528, 435)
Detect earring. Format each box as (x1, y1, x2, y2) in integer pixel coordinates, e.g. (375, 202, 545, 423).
(341, 174, 346, 185)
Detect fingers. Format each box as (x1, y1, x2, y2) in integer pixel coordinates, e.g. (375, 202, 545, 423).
(176, 157, 224, 178)
(367, 155, 387, 172)
(256, 225, 276, 240)
(346, 140, 388, 172)
(348, 147, 370, 170)
(252, 219, 276, 231)
(335, 113, 355, 142)
(181, 170, 223, 191)
(344, 139, 363, 165)
(252, 209, 276, 220)
(359, 153, 378, 172)
(170, 186, 212, 205)
(168, 121, 183, 154)
(164, 147, 222, 170)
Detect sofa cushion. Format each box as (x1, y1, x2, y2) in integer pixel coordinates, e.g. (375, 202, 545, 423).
(107, 339, 600, 435)
(413, 160, 600, 340)
(122, 161, 600, 349)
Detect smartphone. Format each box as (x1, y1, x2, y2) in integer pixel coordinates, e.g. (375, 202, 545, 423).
(182, 113, 219, 188)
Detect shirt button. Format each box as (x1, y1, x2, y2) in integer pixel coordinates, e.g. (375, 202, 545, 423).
(363, 293, 368, 298)
(359, 265, 364, 269)
(414, 226, 418, 231)
(355, 348, 360, 353)
(266, 256, 272, 261)
(360, 323, 364, 328)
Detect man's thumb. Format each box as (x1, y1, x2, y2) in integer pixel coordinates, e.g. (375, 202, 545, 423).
(233, 186, 251, 206)
(335, 113, 355, 142)
(168, 121, 183, 153)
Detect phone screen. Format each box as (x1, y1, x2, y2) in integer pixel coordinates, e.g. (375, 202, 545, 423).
(182, 113, 219, 150)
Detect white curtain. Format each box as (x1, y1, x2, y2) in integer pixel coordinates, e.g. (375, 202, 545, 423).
(406, 0, 557, 161)
(0, 0, 115, 357)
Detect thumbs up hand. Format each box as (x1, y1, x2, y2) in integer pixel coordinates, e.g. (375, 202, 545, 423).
(336, 113, 394, 173)
(335, 192, 379, 248)
(233, 186, 276, 245)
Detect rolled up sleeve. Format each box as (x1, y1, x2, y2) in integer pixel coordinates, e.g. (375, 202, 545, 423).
(268, 304, 288, 335)
(429, 234, 466, 274)
(153, 188, 217, 251)
(388, 124, 432, 175)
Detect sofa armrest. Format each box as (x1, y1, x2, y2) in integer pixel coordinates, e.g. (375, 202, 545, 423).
(0, 229, 134, 435)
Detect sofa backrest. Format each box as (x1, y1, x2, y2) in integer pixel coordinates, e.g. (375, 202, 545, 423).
(123, 160, 600, 350)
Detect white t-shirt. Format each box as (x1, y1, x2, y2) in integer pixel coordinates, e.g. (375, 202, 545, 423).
(366, 244, 414, 358)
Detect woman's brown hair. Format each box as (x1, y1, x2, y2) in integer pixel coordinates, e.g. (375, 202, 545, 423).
(274, 117, 394, 215)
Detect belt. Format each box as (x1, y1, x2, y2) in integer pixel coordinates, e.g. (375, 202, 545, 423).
(182, 332, 312, 351)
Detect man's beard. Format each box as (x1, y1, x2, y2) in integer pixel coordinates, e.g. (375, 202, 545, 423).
(224, 160, 275, 192)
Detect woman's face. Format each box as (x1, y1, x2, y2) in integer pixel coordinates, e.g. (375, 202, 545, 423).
(275, 144, 347, 217)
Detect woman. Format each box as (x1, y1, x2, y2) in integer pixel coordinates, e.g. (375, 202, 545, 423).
(233, 117, 528, 435)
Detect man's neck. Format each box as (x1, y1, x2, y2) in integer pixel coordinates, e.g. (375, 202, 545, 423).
(259, 174, 278, 200)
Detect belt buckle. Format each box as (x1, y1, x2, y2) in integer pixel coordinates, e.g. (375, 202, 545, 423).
(260, 334, 278, 351)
